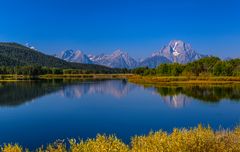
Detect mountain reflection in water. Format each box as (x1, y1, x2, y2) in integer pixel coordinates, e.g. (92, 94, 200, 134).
(161, 95, 191, 108)
(0, 80, 240, 108)
(59, 80, 136, 98)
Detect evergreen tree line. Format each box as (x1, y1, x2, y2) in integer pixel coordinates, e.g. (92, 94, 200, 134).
(131, 57, 240, 76)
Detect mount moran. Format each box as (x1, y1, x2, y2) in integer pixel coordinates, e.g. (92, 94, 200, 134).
(54, 40, 207, 69)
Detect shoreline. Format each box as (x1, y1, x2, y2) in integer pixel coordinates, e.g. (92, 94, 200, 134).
(128, 75, 240, 84)
(1, 74, 240, 84)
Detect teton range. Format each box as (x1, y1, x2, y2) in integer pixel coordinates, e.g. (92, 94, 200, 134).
(55, 40, 207, 68)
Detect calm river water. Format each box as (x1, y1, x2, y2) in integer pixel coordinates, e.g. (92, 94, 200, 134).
(0, 79, 240, 148)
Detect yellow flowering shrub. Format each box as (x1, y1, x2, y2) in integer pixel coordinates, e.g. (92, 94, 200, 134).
(69, 135, 129, 152)
(1, 144, 23, 152)
(131, 125, 240, 152)
(1, 125, 240, 152)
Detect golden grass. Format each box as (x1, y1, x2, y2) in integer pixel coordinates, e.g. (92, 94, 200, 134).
(1, 74, 240, 83)
(0, 74, 32, 82)
(2, 125, 240, 152)
(128, 75, 240, 84)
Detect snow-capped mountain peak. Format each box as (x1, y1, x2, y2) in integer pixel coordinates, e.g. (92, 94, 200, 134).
(150, 40, 205, 64)
(55, 49, 92, 64)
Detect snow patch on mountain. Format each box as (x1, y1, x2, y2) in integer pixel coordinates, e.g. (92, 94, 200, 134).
(172, 41, 180, 56)
(25, 43, 37, 50)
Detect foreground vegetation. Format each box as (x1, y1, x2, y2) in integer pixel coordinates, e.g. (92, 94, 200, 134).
(1, 125, 240, 152)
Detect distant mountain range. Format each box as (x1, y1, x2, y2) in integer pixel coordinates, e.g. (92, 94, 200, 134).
(88, 50, 138, 69)
(55, 40, 207, 68)
(0, 40, 208, 70)
(0, 42, 115, 72)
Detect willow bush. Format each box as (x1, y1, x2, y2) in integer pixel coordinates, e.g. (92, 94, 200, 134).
(69, 135, 129, 152)
(1, 125, 240, 152)
(1, 144, 24, 152)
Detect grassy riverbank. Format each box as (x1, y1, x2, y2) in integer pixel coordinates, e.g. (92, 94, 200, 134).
(0, 74, 133, 82)
(2, 125, 240, 152)
(39, 74, 133, 79)
(1, 74, 240, 84)
(0, 74, 32, 81)
(128, 75, 240, 84)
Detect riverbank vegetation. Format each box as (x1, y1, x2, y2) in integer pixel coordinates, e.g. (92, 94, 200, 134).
(128, 75, 240, 84)
(0, 74, 133, 82)
(2, 125, 240, 152)
(0, 66, 130, 81)
(1, 57, 240, 77)
(1, 57, 240, 83)
(129, 57, 240, 84)
(132, 57, 240, 77)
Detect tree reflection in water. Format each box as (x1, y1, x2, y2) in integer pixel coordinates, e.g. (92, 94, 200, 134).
(0, 79, 240, 108)
(142, 84, 240, 108)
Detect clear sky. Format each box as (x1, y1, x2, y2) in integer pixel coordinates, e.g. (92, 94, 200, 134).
(0, 0, 239, 58)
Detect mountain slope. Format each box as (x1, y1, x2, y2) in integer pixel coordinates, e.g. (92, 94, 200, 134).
(0, 43, 114, 72)
(139, 56, 172, 68)
(0, 54, 25, 66)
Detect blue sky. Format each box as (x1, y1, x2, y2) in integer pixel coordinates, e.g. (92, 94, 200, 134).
(0, 0, 239, 58)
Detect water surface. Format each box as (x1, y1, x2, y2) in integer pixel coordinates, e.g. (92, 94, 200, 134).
(0, 79, 240, 148)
